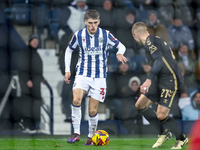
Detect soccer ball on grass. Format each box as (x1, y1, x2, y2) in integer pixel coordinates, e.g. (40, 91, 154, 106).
(92, 130, 110, 146)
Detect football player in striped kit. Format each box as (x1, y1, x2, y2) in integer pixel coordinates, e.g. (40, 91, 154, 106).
(65, 9, 127, 145)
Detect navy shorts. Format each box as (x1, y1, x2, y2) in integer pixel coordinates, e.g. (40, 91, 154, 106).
(144, 78, 180, 108)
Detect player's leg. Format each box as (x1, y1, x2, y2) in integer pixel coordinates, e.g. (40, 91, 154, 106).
(67, 88, 87, 143)
(157, 105, 188, 149)
(136, 95, 167, 135)
(136, 95, 172, 148)
(84, 97, 99, 145)
(84, 78, 106, 145)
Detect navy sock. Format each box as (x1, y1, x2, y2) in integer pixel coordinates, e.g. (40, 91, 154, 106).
(139, 107, 165, 134)
(160, 116, 185, 140)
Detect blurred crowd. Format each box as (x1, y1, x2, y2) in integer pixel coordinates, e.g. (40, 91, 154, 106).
(0, 0, 200, 134)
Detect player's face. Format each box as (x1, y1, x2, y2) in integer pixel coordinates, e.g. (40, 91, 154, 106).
(85, 18, 100, 34)
(132, 32, 142, 44)
(132, 32, 139, 42)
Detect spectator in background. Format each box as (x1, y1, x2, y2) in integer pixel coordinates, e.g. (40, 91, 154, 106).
(33, 0, 51, 48)
(174, 42, 197, 95)
(114, 7, 143, 57)
(167, 14, 194, 50)
(120, 76, 142, 134)
(95, 0, 115, 35)
(146, 10, 170, 45)
(130, 0, 159, 23)
(181, 91, 200, 121)
(129, 76, 141, 100)
(58, 0, 88, 51)
(191, 12, 200, 56)
(0, 5, 27, 130)
(106, 63, 140, 134)
(159, 0, 193, 26)
(15, 34, 45, 132)
(135, 58, 152, 84)
(105, 61, 135, 120)
(58, 0, 88, 121)
(195, 56, 200, 89)
(178, 62, 197, 96)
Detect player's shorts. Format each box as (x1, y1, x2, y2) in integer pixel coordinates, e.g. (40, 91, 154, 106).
(144, 78, 180, 108)
(73, 75, 107, 102)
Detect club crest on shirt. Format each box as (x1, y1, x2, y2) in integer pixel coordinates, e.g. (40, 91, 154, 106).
(82, 38, 86, 42)
(99, 37, 103, 43)
(149, 45, 157, 54)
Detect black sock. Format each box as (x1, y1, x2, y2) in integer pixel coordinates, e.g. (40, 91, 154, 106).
(139, 107, 165, 134)
(160, 116, 185, 140)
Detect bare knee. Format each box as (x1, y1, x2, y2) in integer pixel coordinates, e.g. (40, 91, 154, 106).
(73, 98, 82, 106)
(88, 108, 97, 116)
(135, 95, 152, 110)
(157, 113, 168, 121)
(135, 100, 151, 110)
(135, 101, 144, 110)
(156, 105, 170, 121)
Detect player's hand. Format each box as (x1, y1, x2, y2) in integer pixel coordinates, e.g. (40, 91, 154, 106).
(116, 54, 127, 64)
(140, 79, 151, 94)
(64, 72, 71, 84)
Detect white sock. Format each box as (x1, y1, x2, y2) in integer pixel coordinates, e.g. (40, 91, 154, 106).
(88, 113, 98, 138)
(71, 104, 82, 135)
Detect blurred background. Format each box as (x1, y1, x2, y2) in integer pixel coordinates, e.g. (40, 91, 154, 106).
(0, 0, 200, 136)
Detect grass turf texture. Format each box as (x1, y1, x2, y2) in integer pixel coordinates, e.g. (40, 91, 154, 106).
(0, 135, 188, 150)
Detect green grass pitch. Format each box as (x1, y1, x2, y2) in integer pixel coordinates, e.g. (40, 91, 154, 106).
(0, 135, 188, 150)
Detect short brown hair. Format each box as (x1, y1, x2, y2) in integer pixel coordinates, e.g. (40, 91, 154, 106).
(84, 9, 100, 20)
(132, 22, 147, 34)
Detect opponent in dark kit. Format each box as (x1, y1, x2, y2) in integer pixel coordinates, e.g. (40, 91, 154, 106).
(132, 22, 188, 149)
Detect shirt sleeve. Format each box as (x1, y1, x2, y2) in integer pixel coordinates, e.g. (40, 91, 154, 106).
(107, 32, 119, 48)
(107, 32, 126, 55)
(65, 32, 78, 72)
(147, 37, 164, 80)
(116, 42, 126, 55)
(68, 32, 78, 51)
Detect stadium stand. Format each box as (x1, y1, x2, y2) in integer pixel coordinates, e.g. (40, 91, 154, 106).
(0, 0, 199, 136)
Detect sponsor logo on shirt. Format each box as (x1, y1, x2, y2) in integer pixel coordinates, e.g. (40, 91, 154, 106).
(85, 46, 102, 55)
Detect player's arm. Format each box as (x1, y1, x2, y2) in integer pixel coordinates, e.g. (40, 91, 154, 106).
(141, 38, 163, 93)
(64, 33, 78, 84)
(107, 32, 127, 64)
(116, 42, 127, 64)
(147, 38, 163, 81)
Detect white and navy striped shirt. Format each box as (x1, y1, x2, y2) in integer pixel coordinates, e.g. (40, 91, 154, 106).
(65, 27, 125, 78)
